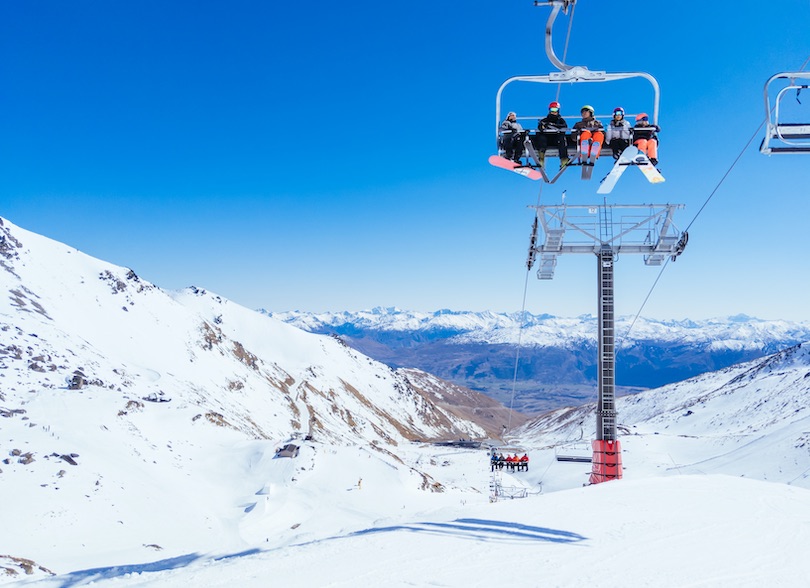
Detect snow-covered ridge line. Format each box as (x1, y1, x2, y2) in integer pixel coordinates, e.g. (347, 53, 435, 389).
(0, 215, 500, 449)
(264, 307, 810, 349)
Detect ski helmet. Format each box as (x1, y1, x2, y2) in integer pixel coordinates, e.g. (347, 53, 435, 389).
(613, 107, 625, 117)
(548, 101, 561, 111)
(581, 104, 594, 115)
(636, 112, 649, 122)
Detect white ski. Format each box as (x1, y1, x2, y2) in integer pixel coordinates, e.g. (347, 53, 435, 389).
(597, 146, 640, 194)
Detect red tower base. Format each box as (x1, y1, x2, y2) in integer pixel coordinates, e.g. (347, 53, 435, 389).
(589, 439, 623, 484)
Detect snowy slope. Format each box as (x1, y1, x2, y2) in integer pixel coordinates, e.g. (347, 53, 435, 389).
(0, 217, 500, 576)
(12, 475, 808, 588)
(2, 217, 810, 586)
(0, 217, 490, 445)
(520, 342, 810, 490)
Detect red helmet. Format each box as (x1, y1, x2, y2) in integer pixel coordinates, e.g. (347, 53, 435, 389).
(548, 101, 561, 110)
(636, 112, 649, 122)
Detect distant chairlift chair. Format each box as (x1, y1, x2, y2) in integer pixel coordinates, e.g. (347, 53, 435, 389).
(760, 71, 810, 155)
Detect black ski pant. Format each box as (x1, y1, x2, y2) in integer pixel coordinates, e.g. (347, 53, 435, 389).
(531, 132, 569, 159)
(608, 138, 630, 159)
(501, 132, 526, 161)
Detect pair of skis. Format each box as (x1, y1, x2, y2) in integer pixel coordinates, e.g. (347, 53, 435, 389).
(596, 146, 665, 194)
(488, 145, 665, 194)
(578, 137, 601, 180)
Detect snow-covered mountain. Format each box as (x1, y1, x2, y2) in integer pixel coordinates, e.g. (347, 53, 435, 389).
(520, 341, 810, 490)
(0, 216, 524, 578)
(0, 218, 507, 445)
(2, 218, 810, 586)
(266, 307, 810, 413)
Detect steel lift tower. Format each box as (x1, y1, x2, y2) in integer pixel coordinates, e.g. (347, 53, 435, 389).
(527, 202, 688, 483)
(495, 1, 689, 483)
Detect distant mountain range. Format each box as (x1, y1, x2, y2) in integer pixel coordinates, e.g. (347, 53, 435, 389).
(264, 308, 810, 414)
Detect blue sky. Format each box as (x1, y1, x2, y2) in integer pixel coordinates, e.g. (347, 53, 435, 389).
(1, 0, 809, 321)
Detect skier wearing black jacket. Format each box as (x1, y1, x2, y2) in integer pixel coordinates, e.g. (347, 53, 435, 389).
(633, 113, 661, 165)
(532, 101, 570, 168)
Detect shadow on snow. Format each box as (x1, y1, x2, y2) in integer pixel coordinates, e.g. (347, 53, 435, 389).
(39, 549, 261, 588)
(349, 517, 587, 545)
(40, 519, 584, 585)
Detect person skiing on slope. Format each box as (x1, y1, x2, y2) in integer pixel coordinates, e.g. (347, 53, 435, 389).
(605, 107, 633, 159)
(533, 101, 570, 168)
(572, 105, 605, 163)
(633, 113, 661, 165)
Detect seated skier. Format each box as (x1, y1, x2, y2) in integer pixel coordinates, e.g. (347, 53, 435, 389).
(499, 111, 528, 164)
(633, 113, 661, 165)
(606, 107, 632, 159)
(519, 453, 529, 471)
(532, 101, 570, 169)
(572, 105, 605, 163)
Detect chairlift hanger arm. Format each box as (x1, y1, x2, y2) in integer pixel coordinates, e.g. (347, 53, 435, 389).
(763, 71, 810, 119)
(535, 0, 575, 71)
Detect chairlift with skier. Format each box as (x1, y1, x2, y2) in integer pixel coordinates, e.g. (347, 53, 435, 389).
(490, 0, 664, 187)
(489, 446, 530, 473)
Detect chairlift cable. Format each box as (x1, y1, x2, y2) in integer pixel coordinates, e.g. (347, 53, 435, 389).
(537, 452, 555, 486)
(506, 267, 531, 434)
(620, 127, 759, 342)
(620, 55, 810, 342)
(618, 257, 671, 344)
(685, 54, 809, 235)
(683, 127, 761, 234)
(796, 55, 810, 75)
(506, 185, 545, 434)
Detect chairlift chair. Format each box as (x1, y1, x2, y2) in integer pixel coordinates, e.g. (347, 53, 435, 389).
(554, 441, 592, 463)
(760, 71, 810, 155)
(494, 1, 662, 179)
(490, 445, 530, 473)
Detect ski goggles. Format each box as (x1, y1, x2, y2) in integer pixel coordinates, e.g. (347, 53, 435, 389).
(549, 107, 559, 113)
(639, 116, 649, 121)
